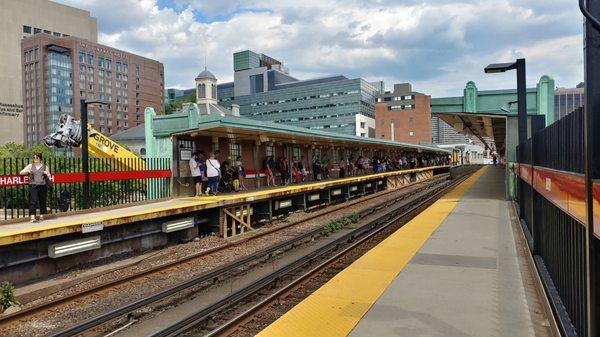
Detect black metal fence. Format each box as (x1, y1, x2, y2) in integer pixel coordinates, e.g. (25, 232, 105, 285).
(0, 157, 171, 220)
(517, 106, 594, 337)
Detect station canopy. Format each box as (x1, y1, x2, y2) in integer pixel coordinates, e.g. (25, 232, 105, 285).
(430, 76, 554, 156)
(149, 105, 450, 155)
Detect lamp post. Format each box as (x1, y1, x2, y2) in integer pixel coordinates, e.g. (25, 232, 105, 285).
(484, 59, 527, 150)
(80, 99, 104, 209)
(484, 59, 532, 249)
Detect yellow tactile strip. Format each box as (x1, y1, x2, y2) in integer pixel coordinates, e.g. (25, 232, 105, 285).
(257, 166, 488, 337)
(0, 166, 449, 246)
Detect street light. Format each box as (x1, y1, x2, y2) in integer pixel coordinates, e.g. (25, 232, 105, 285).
(80, 99, 105, 209)
(484, 59, 527, 152)
(485, 59, 529, 248)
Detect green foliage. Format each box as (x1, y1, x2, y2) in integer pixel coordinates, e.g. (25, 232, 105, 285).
(0, 282, 19, 312)
(165, 92, 197, 115)
(322, 216, 355, 236)
(0, 142, 55, 160)
(351, 211, 360, 224)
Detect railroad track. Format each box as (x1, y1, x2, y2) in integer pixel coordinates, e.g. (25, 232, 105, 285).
(46, 179, 448, 337)
(0, 174, 452, 336)
(148, 172, 472, 337)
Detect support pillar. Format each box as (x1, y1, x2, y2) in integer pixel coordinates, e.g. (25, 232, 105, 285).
(583, 2, 600, 335)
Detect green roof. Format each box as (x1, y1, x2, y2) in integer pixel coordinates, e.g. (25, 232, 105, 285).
(154, 112, 450, 154)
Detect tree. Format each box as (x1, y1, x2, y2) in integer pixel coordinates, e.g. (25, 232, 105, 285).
(0, 142, 55, 159)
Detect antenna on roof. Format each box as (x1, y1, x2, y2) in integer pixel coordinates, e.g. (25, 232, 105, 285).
(204, 46, 207, 71)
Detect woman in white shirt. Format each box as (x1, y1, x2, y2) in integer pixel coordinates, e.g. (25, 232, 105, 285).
(205, 152, 221, 195)
(20, 153, 50, 222)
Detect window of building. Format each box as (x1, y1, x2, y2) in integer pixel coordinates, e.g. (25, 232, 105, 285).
(123, 63, 128, 73)
(380, 119, 385, 125)
(33, 27, 41, 34)
(98, 57, 104, 68)
(105, 59, 111, 69)
(87, 54, 93, 65)
(53, 32, 61, 37)
(116, 61, 121, 72)
(198, 83, 206, 98)
(408, 117, 414, 126)
(409, 131, 414, 136)
(62, 34, 69, 37)
(43, 29, 51, 34)
(78, 52, 85, 63)
(229, 143, 240, 161)
(332, 149, 339, 164)
(266, 145, 274, 157)
(106, 71, 112, 78)
(23, 25, 31, 34)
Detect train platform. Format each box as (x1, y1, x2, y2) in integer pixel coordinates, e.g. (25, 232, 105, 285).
(257, 165, 550, 337)
(0, 166, 446, 246)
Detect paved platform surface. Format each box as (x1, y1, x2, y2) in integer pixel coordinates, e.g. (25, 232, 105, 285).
(258, 166, 540, 337)
(0, 166, 445, 246)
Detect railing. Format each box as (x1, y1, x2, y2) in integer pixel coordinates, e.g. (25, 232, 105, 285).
(516, 107, 596, 337)
(0, 157, 171, 220)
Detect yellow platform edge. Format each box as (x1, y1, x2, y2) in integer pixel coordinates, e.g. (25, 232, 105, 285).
(256, 166, 489, 337)
(0, 166, 449, 246)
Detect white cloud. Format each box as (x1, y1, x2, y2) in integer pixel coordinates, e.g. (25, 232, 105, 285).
(53, 0, 584, 96)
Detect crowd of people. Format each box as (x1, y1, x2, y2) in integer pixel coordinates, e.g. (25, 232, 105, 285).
(189, 150, 248, 196)
(189, 149, 450, 196)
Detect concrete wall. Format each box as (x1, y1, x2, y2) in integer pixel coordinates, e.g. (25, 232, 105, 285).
(0, 0, 97, 145)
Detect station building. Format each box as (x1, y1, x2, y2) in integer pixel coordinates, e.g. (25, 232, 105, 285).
(217, 50, 380, 138)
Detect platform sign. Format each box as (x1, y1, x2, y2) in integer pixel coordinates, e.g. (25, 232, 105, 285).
(180, 149, 192, 161)
(82, 222, 103, 233)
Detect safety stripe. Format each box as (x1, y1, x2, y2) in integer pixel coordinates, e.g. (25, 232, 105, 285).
(257, 166, 488, 337)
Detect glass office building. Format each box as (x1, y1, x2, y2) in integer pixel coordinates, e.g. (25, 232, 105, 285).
(44, 49, 73, 133)
(218, 50, 378, 137)
(554, 84, 584, 122)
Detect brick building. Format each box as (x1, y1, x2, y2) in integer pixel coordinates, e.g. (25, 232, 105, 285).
(21, 33, 164, 147)
(374, 83, 432, 145)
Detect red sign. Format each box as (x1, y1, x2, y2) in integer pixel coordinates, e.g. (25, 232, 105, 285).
(0, 170, 171, 187)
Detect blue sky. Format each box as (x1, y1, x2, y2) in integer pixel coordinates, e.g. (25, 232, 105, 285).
(56, 0, 584, 96)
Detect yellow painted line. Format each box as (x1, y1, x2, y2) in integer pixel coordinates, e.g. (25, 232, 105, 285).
(0, 166, 449, 246)
(257, 166, 488, 337)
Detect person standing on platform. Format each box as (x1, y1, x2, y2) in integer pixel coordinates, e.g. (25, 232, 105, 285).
(339, 157, 347, 178)
(206, 152, 221, 196)
(279, 156, 290, 185)
(321, 155, 330, 179)
(312, 155, 321, 181)
(20, 153, 50, 222)
(189, 151, 205, 197)
(265, 156, 277, 187)
(235, 156, 247, 191)
(299, 156, 307, 182)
